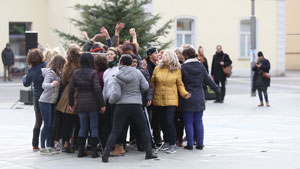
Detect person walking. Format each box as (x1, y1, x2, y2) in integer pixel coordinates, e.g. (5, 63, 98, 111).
(23, 48, 47, 151)
(39, 55, 66, 155)
(252, 51, 271, 107)
(180, 48, 220, 150)
(211, 45, 232, 103)
(69, 53, 106, 158)
(151, 50, 191, 154)
(1, 43, 14, 81)
(102, 54, 157, 163)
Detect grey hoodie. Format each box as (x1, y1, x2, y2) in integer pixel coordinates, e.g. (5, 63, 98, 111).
(39, 68, 60, 104)
(109, 66, 149, 105)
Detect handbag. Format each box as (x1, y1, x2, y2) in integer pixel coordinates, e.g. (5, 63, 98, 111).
(262, 72, 271, 80)
(222, 54, 232, 77)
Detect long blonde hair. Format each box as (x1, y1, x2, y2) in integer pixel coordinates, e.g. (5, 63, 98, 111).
(159, 50, 181, 70)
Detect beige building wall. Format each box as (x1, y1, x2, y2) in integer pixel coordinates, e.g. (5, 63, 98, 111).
(0, 0, 48, 75)
(0, 0, 284, 77)
(286, 0, 300, 70)
(153, 0, 280, 76)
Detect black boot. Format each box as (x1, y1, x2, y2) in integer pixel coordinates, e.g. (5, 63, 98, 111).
(145, 143, 158, 160)
(32, 128, 40, 148)
(91, 137, 99, 158)
(102, 147, 112, 163)
(77, 137, 87, 158)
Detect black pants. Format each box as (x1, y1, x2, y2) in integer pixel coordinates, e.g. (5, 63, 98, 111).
(105, 104, 151, 150)
(150, 106, 162, 144)
(32, 96, 42, 147)
(99, 102, 115, 148)
(62, 113, 78, 143)
(153, 106, 177, 145)
(54, 110, 64, 142)
(258, 88, 269, 103)
(174, 109, 184, 142)
(214, 80, 226, 100)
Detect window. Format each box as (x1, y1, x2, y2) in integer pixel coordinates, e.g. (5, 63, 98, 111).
(9, 22, 32, 75)
(176, 18, 195, 47)
(240, 19, 251, 58)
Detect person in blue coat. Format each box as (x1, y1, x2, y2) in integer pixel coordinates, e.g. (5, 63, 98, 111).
(179, 47, 220, 150)
(23, 48, 47, 151)
(252, 51, 271, 107)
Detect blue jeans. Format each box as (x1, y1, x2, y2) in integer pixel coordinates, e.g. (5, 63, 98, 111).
(257, 88, 269, 103)
(78, 112, 99, 138)
(183, 111, 204, 147)
(39, 102, 56, 148)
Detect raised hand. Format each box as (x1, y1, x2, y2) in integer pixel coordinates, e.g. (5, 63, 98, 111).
(82, 31, 89, 40)
(129, 28, 136, 37)
(91, 33, 105, 42)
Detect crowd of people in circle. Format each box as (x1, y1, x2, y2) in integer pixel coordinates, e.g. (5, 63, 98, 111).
(21, 22, 271, 163)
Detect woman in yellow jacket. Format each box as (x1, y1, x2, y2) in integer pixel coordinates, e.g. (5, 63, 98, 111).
(151, 50, 191, 154)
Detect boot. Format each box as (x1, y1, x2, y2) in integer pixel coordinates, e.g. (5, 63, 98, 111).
(77, 137, 87, 158)
(145, 143, 158, 160)
(32, 128, 40, 150)
(102, 147, 112, 163)
(63, 142, 75, 153)
(90, 137, 99, 158)
(109, 144, 125, 157)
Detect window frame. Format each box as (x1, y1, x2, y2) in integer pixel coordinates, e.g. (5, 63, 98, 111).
(175, 16, 197, 48)
(239, 17, 259, 60)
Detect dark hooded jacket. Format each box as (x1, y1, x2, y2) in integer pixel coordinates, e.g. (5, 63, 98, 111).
(23, 62, 47, 97)
(69, 53, 105, 113)
(180, 58, 220, 112)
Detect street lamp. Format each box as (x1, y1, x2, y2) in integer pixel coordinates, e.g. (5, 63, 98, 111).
(250, 0, 256, 96)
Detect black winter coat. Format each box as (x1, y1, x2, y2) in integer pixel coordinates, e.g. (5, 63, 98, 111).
(69, 68, 105, 113)
(146, 57, 156, 78)
(252, 58, 271, 90)
(211, 52, 232, 81)
(140, 68, 153, 107)
(1, 48, 14, 65)
(179, 58, 220, 112)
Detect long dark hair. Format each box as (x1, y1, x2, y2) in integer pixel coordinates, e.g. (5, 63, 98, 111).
(182, 47, 197, 59)
(80, 53, 94, 69)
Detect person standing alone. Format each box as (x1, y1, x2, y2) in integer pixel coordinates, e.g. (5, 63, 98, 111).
(2, 43, 14, 81)
(211, 45, 232, 103)
(252, 51, 271, 107)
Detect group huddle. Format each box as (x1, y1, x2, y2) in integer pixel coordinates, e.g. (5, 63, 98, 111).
(22, 23, 236, 163)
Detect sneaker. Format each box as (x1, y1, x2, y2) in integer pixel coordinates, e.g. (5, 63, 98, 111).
(159, 143, 170, 151)
(40, 148, 51, 155)
(48, 147, 59, 155)
(54, 140, 63, 151)
(166, 145, 177, 154)
(33, 146, 40, 152)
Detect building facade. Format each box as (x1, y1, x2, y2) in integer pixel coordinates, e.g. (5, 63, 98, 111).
(0, 0, 286, 77)
(286, 0, 300, 70)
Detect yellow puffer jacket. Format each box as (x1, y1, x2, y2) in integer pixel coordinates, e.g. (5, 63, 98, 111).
(151, 66, 189, 106)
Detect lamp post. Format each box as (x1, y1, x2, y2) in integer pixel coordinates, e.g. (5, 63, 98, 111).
(250, 0, 256, 96)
